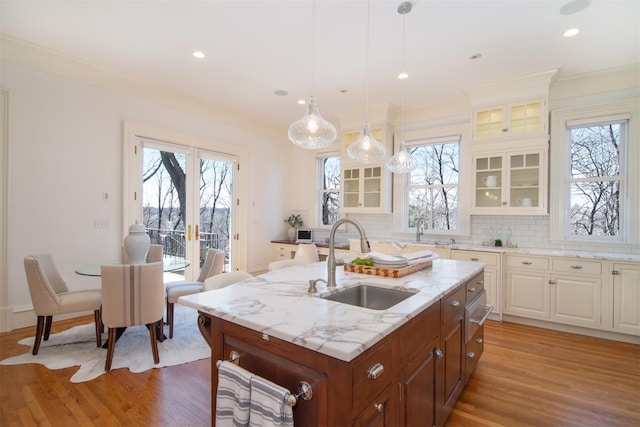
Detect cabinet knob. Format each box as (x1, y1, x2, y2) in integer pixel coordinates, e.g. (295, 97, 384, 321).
(476, 337, 483, 344)
(435, 348, 443, 359)
(467, 352, 476, 358)
(549, 279, 558, 285)
(450, 300, 461, 308)
(367, 363, 384, 380)
(468, 287, 476, 293)
(374, 403, 384, 413)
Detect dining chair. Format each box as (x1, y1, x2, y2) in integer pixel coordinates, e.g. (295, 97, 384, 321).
(121, 244, 163, 263)
(294, 243, 320, 263)
(101, 262, 165, 371)
(165, 248, 224, 338)
(268, 259, 302, 271)
(24, 254, 102, 355)
(203, 270, 252, 291)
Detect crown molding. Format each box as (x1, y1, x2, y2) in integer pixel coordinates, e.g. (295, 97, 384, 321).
(0, 35, 285, 140)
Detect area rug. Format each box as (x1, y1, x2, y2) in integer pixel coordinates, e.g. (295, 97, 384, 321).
(0, 305, 210, 383)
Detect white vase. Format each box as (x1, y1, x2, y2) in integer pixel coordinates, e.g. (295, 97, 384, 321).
(287, 227, 296, 241)
(124, 220, 150, 264)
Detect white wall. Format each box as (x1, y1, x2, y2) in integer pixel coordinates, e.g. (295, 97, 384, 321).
(0, 59, 291, 330)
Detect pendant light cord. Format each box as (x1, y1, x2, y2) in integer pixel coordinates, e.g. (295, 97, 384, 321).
(400, 5, 406, 140)
(364, 0, 371, 120)
(311, 0, 316, 96)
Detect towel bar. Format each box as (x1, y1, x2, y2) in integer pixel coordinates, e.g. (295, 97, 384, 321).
(285, 381, 313, 407)
(215, 350, 239, 367)
(216, 351, 314, 407)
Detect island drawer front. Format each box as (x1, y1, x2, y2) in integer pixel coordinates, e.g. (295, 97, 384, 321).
(452, 251, 499, 266)
(398, 302, 441, 363)
(352, 339, 393, 412)
(465, 326, 484, 383)
(506, 255, 549, 270)
(466, 272, 485, 302)
(552, 258, 601, 275)
(443, 286, 466, 330)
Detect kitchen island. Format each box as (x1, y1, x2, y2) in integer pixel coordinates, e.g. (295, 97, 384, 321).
(179, 259, 485, 426)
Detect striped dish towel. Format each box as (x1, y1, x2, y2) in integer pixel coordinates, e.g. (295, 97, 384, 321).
(216, 361, 253, 427)
(249, 375, 294, 427)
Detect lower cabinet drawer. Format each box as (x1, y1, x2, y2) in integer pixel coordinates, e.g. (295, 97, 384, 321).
(465, 326, 484, 382)
(352, 339, 393, 412)
(443, 286, 466, 330)
(452, 250, 499, 266)
(552, 258, 602, 275)
(506, 255, 549, 270)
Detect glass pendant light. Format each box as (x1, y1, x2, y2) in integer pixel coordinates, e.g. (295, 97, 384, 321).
(387, 1, 418, 173)
(347, 0, 387, 164)
(288, 1, 337, 149)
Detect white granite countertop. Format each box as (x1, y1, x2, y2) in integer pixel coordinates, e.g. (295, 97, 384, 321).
(179, 259, 483, 362)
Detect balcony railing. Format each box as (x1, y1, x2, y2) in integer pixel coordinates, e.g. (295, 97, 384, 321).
(147, 228, 229, 269)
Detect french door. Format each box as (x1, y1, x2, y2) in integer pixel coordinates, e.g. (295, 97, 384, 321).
(124, 123, 245, 281)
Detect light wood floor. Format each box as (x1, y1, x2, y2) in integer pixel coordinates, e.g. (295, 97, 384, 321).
(1, 317, 638, 426)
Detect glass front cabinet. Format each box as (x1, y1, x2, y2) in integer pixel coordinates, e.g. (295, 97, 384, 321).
(341, 165, 391, 213)
(472, 148, 547, 215)
(473, 99, 547, 140)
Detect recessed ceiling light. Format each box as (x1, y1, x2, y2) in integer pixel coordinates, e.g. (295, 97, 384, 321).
(560, 0, 591, 15)
(564, 28, 580, 37)
(398, 72, 408, 80)
(193, 51, 205, 59)
(274, 90, 288, 96)
(297, 99, 306, 105)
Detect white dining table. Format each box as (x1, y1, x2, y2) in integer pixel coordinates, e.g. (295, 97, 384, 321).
(74, 259, 190, 276)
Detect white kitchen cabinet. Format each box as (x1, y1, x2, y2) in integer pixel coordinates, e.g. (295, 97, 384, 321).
(504, 254, 603, 328)
(451, 250, 500, 318)
(612, 263, 640, 336)
(473, 99, 547, 139)
(472, 147, 547, 215)
(341, 164, 391, 214)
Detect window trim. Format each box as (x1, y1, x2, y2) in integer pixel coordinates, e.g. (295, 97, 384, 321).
(315, 151, 341, 229)
(550, 100, 639, 246)
(392, 123, 470, 238)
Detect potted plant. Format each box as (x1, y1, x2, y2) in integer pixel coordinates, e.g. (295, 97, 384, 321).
(494, 238, 503, 247)
(285, 214, 303, 241)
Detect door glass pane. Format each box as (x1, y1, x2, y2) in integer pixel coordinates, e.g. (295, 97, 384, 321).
(199, 156, 233, 272)
(142, 147, 188, 280)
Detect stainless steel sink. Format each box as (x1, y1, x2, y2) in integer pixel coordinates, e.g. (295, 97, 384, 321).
(322, 284, 417, 310)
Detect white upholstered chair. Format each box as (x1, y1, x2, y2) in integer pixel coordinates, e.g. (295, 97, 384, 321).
(165, 248, 224, 338)
(203, 270, 253, 291)
(23, 254, 102, 355)
(294, 243, 320, 263)
(268, 259, 303, 271)
(101, 262, 165, 371)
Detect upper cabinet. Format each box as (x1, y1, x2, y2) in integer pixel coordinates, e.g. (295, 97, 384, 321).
(473, 99, 547, 139)
(465, 70, 556, 216)
(338, 109, 395, 214)
(472, 145, 548, 215)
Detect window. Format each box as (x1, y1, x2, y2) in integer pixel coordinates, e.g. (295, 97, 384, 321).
(407, 137, 460, 232)
(550, 100, 639, 246)
(316, 153, 340, 226)
(567, 120, 626, 238)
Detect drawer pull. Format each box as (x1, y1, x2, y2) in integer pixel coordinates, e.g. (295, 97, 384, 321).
(367, 363, 384, 380)
(521, 261, 532, 265)
(476, 280, 484, 285)
(476, 337, 483, 344)
(570, 265, 583, 270)
(470, 257, 480, 261)
(468, 287, 476, 293)
(374, 403, 384, 413)
(549, 279, 557, 285)
(467, 352, 475, 358)
(435, 348, 443, 359)
(450, 300, 461, 308)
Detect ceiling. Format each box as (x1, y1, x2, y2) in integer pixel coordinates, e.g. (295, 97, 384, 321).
(1, 0, 638, 132)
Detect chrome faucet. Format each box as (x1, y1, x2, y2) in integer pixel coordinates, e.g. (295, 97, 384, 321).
(415, 217, 426, 243)
(326, 218, 370, 288)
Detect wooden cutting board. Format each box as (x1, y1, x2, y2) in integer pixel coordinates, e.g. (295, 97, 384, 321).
(343, 259, 433, 278)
